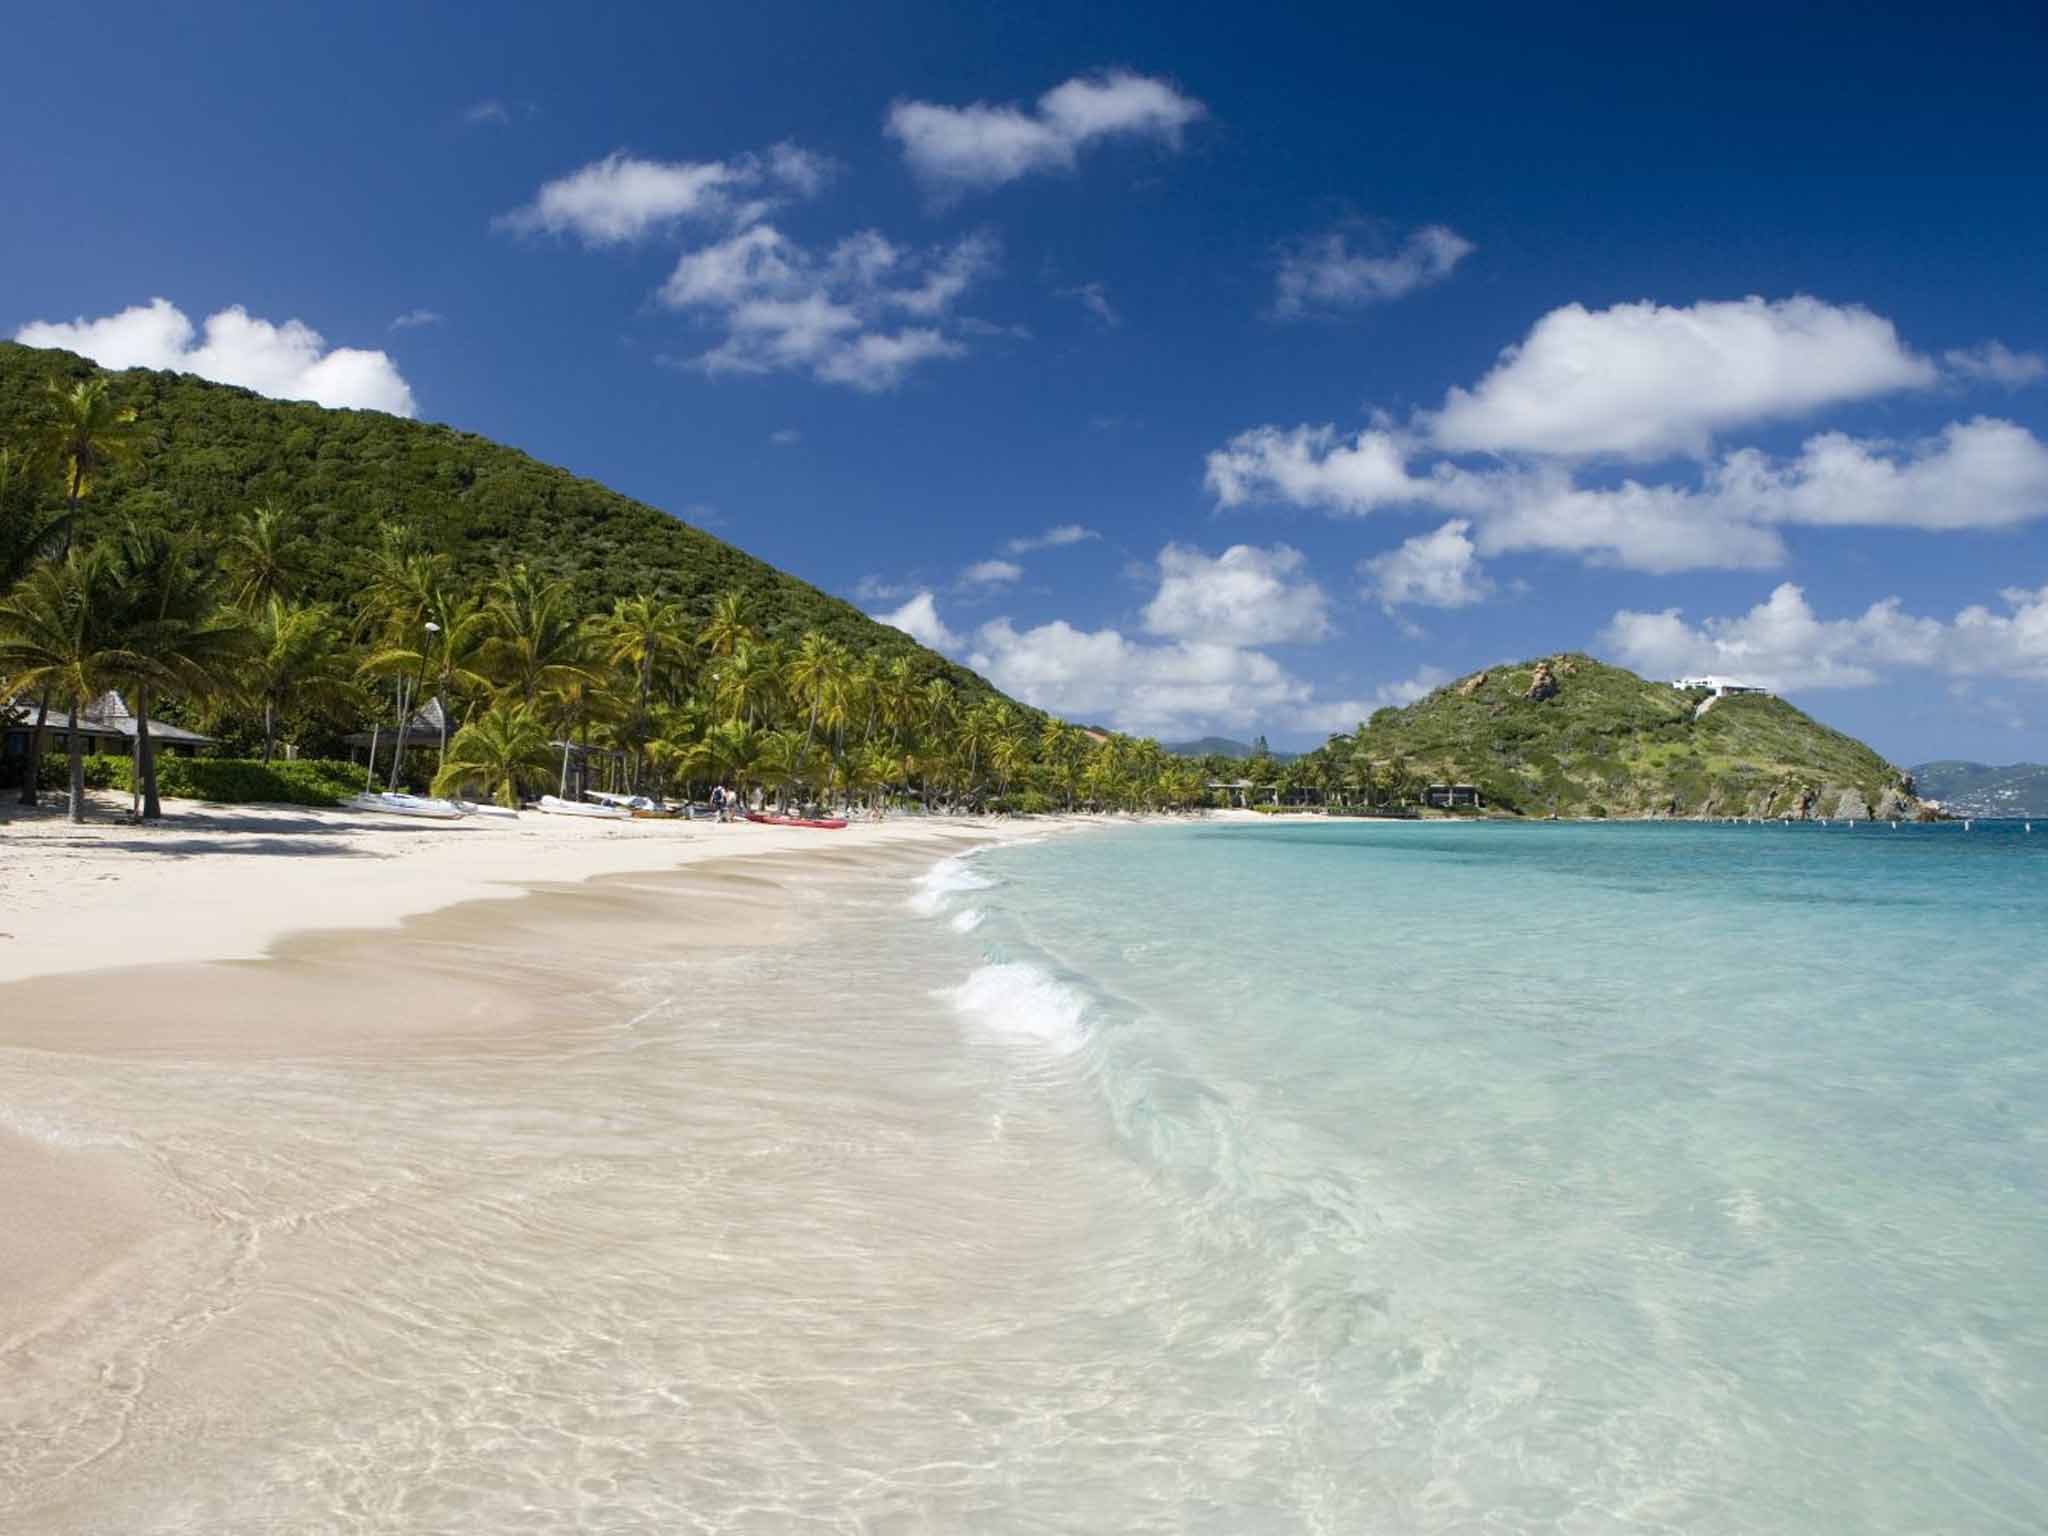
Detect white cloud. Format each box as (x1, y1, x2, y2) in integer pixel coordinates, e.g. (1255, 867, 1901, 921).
(1206, 412, 2048, 573)
(1006, 523, 1099, 554)
(389, 308, 442, 330)
(495, 143, 827, 246)
(768, 427, 801, 446)
(1363, 520, 1491, 608)
(661, 226, 994, 390)
(886, 70, 1204, 194)
(1429, 296, 1937, 461)
(1709, 417, 2048, 529)
(1062, 282, 1119, 327)
(16, 297, 417, 416)
(1601, 582, 2048, 691)
(465, 99, 509, 126)
(961, 559, 1023, 586)
(1275, 225, 1474, 317)
(969, 618, 1313, 737)
(1141, 543, 1330, 645)
(1291, 667, 1453, 735)
(874, 590, 961, 651)
(1944, 341, 2047, 389)
(1206, 422, 1430, 514)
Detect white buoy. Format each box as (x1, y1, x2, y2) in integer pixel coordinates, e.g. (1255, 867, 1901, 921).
(1965, 820, 1972, 831)
(1892, 820, 1898, 829)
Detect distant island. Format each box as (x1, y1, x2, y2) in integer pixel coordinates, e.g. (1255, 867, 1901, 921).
(1255, 655, 1923, 820)
(1909, 761, 2048, 818)
(1163, 735, 1298, 763)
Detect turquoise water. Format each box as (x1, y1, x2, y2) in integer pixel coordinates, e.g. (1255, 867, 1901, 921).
(923, 820, 2048, 1531)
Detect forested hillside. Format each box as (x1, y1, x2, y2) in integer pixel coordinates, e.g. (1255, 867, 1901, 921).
(0, 342, 992, 697)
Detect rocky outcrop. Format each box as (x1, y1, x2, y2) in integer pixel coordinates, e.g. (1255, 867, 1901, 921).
(1874, 785, 1915, 821)
(1525, 661, 1559, 702)
(1834, 787, 1872, 821)
(1458, 672, 1488, 698)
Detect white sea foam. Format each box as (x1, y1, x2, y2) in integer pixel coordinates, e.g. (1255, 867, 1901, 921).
(950, 908, 985, 933)
(943, 961, 1090, 1055)
(908, 854, 994, 915)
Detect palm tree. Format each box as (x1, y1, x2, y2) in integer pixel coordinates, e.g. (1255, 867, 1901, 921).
(431, 701, 557, 809)
(754, 727, 813, 809)
(711, 638, 780, 727)
(222, 503, 305, 610)
(243, 599, 361, 763)
(783, 630, 842, 754)
(478, 565, 596, 707)
(110, 525, 251, 818)
(359, 533, 452, 790)
(0, 447, 73, 597)
(603, 595, 692, 787)
(698, 590, 755, 661)
(0, 548, 141, 821)
(15, 375, 139, 805)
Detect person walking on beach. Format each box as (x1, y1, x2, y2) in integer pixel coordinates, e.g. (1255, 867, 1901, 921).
(710, 784, 725, 822)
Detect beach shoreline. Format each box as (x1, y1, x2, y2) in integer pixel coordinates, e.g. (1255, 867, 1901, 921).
(0, 792, 1104, 987)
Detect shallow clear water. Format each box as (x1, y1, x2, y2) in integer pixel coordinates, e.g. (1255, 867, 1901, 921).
(932, 820, 2048, 1532)
(5, 822, 2045, 1532)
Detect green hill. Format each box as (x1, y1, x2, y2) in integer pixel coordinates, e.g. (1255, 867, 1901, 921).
(1307, 654, 1921, 819)
(0, 341, 1002, 701)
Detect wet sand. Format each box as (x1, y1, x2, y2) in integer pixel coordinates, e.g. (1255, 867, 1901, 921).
(0, 808, 1073, 1530)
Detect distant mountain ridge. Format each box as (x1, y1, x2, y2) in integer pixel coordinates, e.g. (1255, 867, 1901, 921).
(1164, 736, 1299, 762)
(1909, 760, 2048, 817)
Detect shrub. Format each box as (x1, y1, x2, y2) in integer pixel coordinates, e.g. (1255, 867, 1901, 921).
(39, 753, 360, 806)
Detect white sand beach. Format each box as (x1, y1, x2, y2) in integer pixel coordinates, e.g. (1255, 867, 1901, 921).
(0, 793, 1066, 986)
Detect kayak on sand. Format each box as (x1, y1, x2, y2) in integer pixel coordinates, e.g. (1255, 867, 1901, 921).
(744, 810, 849, 830)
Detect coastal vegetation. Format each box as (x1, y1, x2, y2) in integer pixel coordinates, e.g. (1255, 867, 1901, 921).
(0, 345, 1205, 818)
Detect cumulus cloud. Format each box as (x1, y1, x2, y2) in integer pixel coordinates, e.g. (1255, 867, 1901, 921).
(884, 542, 1364, 738)
(1274, 225, 1474, 317)
(961, 559, 1023, 586)
(15, 297, 417, 416)
(1945, 341, 2047, 389)
(660, 226, 995, 390)
(874, 590, 961, 651)
(1006, 523, 1099, 554)
(1207, 410, 2048, 573)
(1362, 520, 1491, 608)
(495, 143, 829, 246)
(1141, 543, 1330, 645)
(1602, 582, 2048, 691)
(886, 70, 1204, 194)
(969, 619, 1314, 737)
(1291, 666, 1454, 735)
(1429, 296, 1937, 461)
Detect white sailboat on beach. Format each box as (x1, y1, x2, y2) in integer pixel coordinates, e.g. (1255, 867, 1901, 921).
(536, 794, 633, 820)
(343, 791, 467, 821)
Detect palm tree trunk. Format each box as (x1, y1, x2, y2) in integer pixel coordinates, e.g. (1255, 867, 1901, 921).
(137, 686, 161, 820)
(66, 692, 86, 823)
(263, 699, 277, 764)
(21, 478, 87, 808)
(364, 719, 381, 791)
(19, 692, 48, 806)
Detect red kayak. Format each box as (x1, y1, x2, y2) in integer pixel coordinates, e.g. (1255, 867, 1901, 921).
(745, 811, 849, 830)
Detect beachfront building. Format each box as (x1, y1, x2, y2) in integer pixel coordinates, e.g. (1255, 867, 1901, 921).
(1423, 783, 1483, 809)
(2, 692, 214, 780)
(1673, 676, 1770, 699)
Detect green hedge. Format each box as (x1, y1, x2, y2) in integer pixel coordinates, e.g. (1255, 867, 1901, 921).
(37, 754, 361, 806)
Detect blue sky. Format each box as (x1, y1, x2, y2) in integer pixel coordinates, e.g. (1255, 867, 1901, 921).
(7, 2, 2046, 758)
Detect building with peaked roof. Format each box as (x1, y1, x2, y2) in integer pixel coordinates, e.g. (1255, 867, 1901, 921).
(3, 692, 213, 774)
